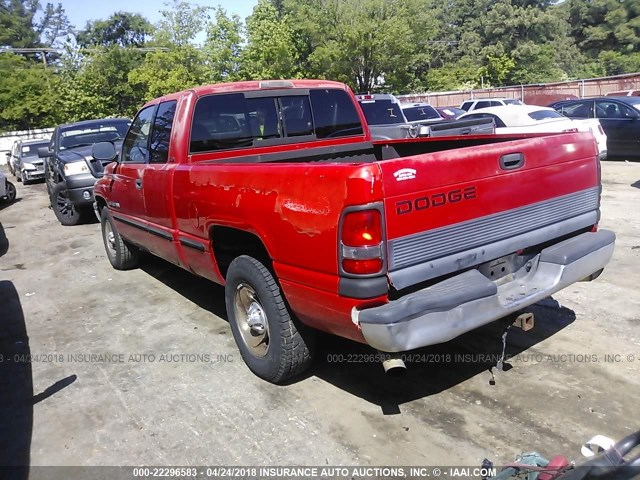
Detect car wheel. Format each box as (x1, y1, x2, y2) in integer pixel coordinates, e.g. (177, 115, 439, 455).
(225, 255, 314, 383)
(4, 181, 16, 202)
(50, 182, 84, 226)
(101, 209, 139, 270)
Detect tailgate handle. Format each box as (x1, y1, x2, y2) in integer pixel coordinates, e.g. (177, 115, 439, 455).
(461, 128, 471, 135)
(500, 153, 524, 170)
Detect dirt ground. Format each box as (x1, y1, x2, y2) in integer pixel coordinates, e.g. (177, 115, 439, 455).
(0, 160, 638, 471)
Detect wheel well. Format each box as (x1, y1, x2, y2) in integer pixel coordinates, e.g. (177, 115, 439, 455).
(211, 226, 271, 279)
(95, 196, 107, 215)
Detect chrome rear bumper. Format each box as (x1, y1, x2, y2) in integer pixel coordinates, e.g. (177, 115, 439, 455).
(356, 230, 616, 352)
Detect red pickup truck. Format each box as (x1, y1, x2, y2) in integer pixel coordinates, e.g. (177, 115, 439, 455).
(92, 79, 615, 383)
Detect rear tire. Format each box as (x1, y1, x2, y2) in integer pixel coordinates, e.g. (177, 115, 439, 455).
(50, 182, 84, 226)
(225, 255, 314, 383)
(101, 209, 139, 270)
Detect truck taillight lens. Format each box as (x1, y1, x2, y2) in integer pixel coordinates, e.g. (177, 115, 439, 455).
(340, 209, 384, 275)
(342, 210, 381, 246)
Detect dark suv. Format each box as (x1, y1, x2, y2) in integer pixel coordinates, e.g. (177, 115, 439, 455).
(39, 118, 131, 225)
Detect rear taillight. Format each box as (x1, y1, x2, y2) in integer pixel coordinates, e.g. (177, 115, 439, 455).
(340, 209, 384, 275)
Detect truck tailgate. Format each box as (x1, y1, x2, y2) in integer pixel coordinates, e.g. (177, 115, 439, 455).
(378, 132, 601, 290)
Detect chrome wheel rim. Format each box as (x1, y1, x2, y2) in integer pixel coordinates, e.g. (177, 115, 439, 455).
(234, 283, 269, 357)
(103, 220, 116, 259)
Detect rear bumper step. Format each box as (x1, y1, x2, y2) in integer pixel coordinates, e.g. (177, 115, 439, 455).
(356, 230, 616, 352)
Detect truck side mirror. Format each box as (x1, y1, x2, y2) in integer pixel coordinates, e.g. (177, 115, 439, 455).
(92, 142, 117, 162)
(418, 125, 431, 137)
(38, 146, 52, 158)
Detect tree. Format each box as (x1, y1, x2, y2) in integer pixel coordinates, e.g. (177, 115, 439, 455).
(154, 0, 208, 47)
(0, 0, 40, 47)
(76, 12, 152, 48)
(204, 7, 243, 83)
(0, 53, 63, 130)
(58, 47, 148, 120)
(286, 0, 417, 92)
(240, 0, 303, 80)
(38, 2, 72, 47)
(568, 0, 640, 57)
(128, 1, 209, 100)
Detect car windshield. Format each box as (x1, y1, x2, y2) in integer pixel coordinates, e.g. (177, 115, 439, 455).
(402, 105, 441, 122)
(59, 120, 131, 150)
(528, 110, 564, 121)
(21, 142, 49, 158)
(358, 100, 405, 125)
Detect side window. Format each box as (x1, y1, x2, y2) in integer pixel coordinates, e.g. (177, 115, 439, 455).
(596, 101, 634, 119)
(246, 97, 282, 140)
(122, 106, 155, 163)
(280, 96, 313, 137)
(475, 101, 491, 109)
(150, 101, 177, 164)
(489, 114, 506, 128)
(191, 93, 252, 153)
(563, 101, 593, 118)
(310, 89, 363, 138)
(460, 101, 473, 111)
(489, 101, 502, 107)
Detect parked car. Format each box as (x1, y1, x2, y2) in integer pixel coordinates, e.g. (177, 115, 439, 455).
(460, 97, 523, 112)
(39, 118, 131, 225)
(435, 106, 465, 119)
(458, 105, 608, 160)
(92, 79, 613, 384)
(0, 171, 16, 203)
(357, 93, 494, 139)
(11, 138, 50, 184)
(548, 97, 640, 159)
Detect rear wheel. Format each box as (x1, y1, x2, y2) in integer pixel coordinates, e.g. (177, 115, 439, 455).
(50, 182, 84, 226)
(225, 255, 314, 383)
(101, 209, 139, 270)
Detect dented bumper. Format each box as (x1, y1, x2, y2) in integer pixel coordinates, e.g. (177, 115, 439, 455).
(356, 230, 616, 352)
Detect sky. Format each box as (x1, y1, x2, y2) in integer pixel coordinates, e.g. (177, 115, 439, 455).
(59, 0, 258, 31)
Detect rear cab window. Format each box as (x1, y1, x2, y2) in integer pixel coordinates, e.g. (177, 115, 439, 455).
(402, 105, 441, 122)
(190, 88, 364, 154)
(356, 97, 405, 126)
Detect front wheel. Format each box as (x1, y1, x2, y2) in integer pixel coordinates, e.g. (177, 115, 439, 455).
(225, 255, 314, 383)
(101, 209, 139, 270)
(50, 182, 84, 226)
(4, 181, 16, 202)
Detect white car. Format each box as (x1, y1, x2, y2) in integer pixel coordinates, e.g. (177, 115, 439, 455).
(460, 97, 523, 112)
(459, 105, 608, 160)
(0, 171, 17, 203)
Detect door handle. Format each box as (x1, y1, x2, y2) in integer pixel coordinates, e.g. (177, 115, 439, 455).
(135, 179, 143, 189)
(500, 153, 525, 170)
